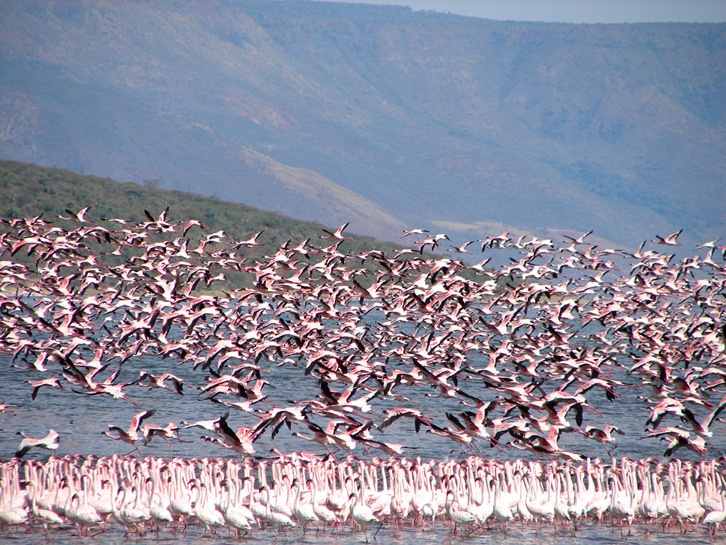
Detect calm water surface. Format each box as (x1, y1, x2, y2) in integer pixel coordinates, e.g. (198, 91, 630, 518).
(0, 347, 714, 463)
(0, 514, 718, 545)
(0, 322, 721, 544)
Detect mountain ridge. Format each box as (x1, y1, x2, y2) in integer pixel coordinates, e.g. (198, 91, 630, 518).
(0, 0, 723, 248)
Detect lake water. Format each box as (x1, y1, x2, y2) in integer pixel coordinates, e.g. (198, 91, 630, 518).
(1, 331, 720, 545)
(2, 518, 716, 545)
(0, 338, 710, 463)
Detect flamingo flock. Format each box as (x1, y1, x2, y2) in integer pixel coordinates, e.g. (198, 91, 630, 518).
(0, 212, 725, 465)
(0, 454, 726, 538)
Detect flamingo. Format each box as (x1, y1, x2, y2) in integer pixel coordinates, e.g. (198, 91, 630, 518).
(66, 489, 103, 537)
(26, 481, 64, 538)
(102, 410, 156, 454)
(193, 482, 225, 535)
(291, 478, 319, 533)
(321, 222, 353, 242)
(704, 492, 726, 538)
(349, 490, 379, 543)
(15, 429, 60, 458)
(221, 479, 254, 537)
(259, 486, 296, 534)
(445, 490, 476, 534)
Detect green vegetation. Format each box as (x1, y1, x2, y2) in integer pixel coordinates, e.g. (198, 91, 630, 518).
(0, 159, 422, 289)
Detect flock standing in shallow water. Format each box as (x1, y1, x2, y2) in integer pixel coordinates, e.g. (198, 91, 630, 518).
(0, 210, 725, 463)
(1, 454, 726, 539)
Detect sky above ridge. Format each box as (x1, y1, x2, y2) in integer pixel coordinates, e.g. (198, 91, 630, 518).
(306, 0, 726, 24)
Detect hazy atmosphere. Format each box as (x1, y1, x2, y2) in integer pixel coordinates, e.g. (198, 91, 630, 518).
(1, 2, 726, 543)
(2, 0, 724, 249)
(313, 0, 726, 24)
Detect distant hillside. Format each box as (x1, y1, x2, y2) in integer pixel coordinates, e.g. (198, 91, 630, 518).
(0, 0, 724, 248)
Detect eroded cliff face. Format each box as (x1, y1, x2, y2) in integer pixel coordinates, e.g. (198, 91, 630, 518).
(1, 0, 724, 247)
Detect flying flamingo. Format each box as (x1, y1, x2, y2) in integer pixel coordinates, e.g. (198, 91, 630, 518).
(15, 429, 60, 458)
(102, 410, 156, 455)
